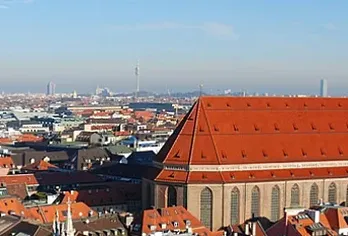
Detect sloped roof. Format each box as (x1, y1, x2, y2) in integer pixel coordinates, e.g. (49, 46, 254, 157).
(141, 206, 222, 235)
(22, 160, 58, 171)
(0, 157, 15, 168)
(28, 202, 95, 224)
(0, 174, 39, 185)
(155, 96, 348, 166)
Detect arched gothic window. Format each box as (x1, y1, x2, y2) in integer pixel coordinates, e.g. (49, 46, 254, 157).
(328, 182, 337, 204)
(271, 185, 280, 221)
(291, 184, 300, 207)
(231, 187, 240, 225)
(200, 187, 212, 229)
(309, 183, 319, 207)
(167, 186, 177, 207)
(251, 186, 260, 217)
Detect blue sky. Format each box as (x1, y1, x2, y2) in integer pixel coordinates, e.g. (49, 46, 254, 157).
(0, 0, 347, 95)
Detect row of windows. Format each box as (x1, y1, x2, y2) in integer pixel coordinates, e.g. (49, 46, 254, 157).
(166, 182, 345, 229)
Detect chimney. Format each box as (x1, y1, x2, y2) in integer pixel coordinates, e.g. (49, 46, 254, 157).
(252, 222, 257, 236)
(245, 223, 250, 235)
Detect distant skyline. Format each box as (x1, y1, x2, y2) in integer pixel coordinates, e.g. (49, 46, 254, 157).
(0, 0, 348, 95)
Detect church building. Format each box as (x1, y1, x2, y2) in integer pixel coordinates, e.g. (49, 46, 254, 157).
(143, 96, 348, 231)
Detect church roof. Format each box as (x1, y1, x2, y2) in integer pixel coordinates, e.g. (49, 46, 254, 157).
(155, 96, 348, 166)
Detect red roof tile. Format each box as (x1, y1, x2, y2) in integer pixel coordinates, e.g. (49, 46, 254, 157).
(22, 160, 58, 171)
(0, 174, 38, 185)
(156, 97, 348, 166)
(141, 206, 220, 235)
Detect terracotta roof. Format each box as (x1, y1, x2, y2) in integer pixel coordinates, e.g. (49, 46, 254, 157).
(267, 206, 348, 236)
(28, 202, 95, 224)
(22, 160, 58, 171)
(0, 197, 32, 218)
(0, 157, 15, 168)
(141, 206, 222, 235)
(0, 174, 39, 185)
(156, 96, 348, 166)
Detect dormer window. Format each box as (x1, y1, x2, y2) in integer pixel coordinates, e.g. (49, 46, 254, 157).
(285, 103, 289, 108)
(226, 103, 231, 107)
(266, 102, 271, 108)
(320, 148, 326, 156)
(201, 152, 207, 159)
(293, 123, 298, 131)
(329, 123, 334, 130)
(233, 124, 239, 132)
(174, 151, 180, 158)
(338, 103, 343, 107)
(311, 123, 317, 131)
(304, 103, 308, 108)
(338, 147, 344, 156)
(254, 124, 260, 131)
(241, 150, 247, 158)
(301, 148, 307, 157)
(262, 150, 268, 158)
(214, 125, 219, 132)
(247, 103, 251, 107)
(274, 123, 280, 131)
(283, 149, 288, 158)
(173, 221, 179, 228)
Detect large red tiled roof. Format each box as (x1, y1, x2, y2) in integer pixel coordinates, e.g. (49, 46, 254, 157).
(155, 96, 348, 165)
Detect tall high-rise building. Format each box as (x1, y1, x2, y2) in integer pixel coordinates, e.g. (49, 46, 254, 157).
(320, 79, 328, 97)
(135, 61, 140, 98)
(46, 81, 56, 96)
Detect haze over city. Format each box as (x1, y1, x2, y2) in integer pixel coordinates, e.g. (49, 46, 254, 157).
(1, 0, 348, 95)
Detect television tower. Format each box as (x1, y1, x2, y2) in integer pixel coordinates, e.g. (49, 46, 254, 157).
(135, 61, 140, 98)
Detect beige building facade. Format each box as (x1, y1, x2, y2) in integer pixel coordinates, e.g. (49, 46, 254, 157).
(143, 176, 348, 231)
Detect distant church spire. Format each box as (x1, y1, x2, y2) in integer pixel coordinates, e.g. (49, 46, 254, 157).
(52, 199, 75, 236)
(65, 198, 76, 236)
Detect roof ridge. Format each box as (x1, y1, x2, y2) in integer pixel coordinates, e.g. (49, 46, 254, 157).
(186, 99, 201, 183)
(200, 98, 222, 165)
(160, 100, 197, 165)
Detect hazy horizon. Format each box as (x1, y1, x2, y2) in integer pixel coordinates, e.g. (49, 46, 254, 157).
(1, 0, 347, 95)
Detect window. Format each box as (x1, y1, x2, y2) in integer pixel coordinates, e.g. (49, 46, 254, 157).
(309, 183, 319, 207)
(271, 185, 280, 222)
(200, 187, 213, 230)
(231, 187, 240, 225)
(251, 186, 260, 218)
(328, 182, 337, 204)
(291, 184, 300, 207)
(167, 186, 177, 207)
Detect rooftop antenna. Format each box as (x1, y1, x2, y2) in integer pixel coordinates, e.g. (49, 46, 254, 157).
(135, 60, 140, 98)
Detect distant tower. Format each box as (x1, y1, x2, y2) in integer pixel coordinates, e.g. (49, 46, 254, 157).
(135, 61, 140, 98)
(72, 90, 77, 99)
(199, 84, 204, 97)
(65, 198, 76, 236)
(47, 81, 56, 96)
(320, 79, 328, 97)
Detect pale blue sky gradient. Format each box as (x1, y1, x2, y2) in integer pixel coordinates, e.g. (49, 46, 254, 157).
(0, 0, 347, 94)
